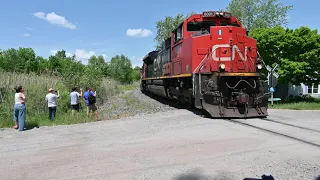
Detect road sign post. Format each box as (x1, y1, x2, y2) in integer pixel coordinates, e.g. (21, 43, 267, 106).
(266, 64, 280, 106)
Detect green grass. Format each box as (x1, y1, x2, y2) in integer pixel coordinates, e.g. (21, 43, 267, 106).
(269, 102, 320, 110)
(268, 94, 320, 110)
(118, 81, 140, 91)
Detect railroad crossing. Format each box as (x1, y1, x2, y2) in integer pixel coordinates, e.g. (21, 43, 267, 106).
(266, 63, 280, 105)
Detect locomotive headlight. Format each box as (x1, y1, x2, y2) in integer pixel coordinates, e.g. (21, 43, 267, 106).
(257, 64, 263, 70)
(219, 63, 226, 69)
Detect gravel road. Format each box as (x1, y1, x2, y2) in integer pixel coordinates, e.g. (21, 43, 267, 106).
(1, 91, 320, 180)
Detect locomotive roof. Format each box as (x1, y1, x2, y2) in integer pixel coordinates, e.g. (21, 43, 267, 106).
(142, 50, 158, 64)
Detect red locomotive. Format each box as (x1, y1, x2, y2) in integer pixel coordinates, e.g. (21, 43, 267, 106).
(140, 11, 269, 118)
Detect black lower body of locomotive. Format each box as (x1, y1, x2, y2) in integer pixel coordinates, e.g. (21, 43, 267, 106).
(140, 73, 269, 118)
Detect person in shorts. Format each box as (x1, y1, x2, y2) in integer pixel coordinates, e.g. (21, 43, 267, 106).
(83, 87, 98, 120)
(70, 87, 83, 117)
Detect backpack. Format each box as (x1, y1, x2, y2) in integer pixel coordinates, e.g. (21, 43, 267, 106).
(88, 93, 96, 105)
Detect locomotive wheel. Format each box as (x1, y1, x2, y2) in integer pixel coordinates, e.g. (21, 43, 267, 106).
(172, 96, 180, 106)
(180, 94, 192, 109)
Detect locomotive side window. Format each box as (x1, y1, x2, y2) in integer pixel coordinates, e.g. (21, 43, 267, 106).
(173, 24, 183, 43)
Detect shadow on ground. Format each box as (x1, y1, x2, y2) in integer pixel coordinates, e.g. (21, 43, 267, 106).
(143, 92, 212, 119)
(173, 169, 280, 180)
(173, 169, 236, 180)
(24, 121, 39, 131)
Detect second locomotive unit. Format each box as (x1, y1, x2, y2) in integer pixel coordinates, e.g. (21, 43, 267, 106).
(140, 11, 269, 118)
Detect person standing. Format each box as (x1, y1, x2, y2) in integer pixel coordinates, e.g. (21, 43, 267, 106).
(45, 88, 59, 121)
(70, 87, 83, 117)
(13, 86, 26, 131)
(83, 87, 98, 120)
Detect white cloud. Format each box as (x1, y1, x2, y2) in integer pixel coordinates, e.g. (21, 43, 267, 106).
(126, 28, 152, 37)
(50, 49, 73, 57)
(75, 49, 95, 64)
(33, 12, 76, 30)
(101, 54, 108, 60)
(50, 49, 109, 65)
(131, 56, 144, 67)
(26, 27, 33, 31)
(23, 33, 31, 37)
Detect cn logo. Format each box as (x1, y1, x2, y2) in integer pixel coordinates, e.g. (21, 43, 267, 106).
(211, 44, 248, 62)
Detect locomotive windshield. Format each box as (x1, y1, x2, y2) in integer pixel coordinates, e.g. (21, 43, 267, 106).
(187, 21, 216, 32)
(187, 20, 240, 32)
(220, 21, 241, 27)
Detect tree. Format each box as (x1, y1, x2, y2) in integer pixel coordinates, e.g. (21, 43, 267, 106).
(17, 47, 37, 73)
(36, 56, 49, 74)
(1, 48, 19, 72)
(154, 12, 195, 49)
(87, 55, 108, 77)
(131, 66, 141, 81)
(226, 0, 293, 31)
(250, 26, 320, 85)
(109, 54, 133, 84)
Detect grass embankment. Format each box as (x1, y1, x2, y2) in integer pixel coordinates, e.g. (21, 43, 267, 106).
(269, 95, 320, 110)
(270, 102, 320, 110)
(0, 72, 140, 129)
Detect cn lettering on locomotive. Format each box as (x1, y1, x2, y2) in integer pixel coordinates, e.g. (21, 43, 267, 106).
(211, 44, 248, 62)
(140, 11, 270, 118)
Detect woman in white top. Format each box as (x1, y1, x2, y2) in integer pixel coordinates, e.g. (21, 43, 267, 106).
(13, 86, 26, 131)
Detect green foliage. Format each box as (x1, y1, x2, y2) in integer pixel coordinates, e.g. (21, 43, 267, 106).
(0, 48, 139, 85)
(109, 54, 134, 84)
(250, 26, 320, 85)
(154, 12, 195, 49)
(0, 47, 142, 128)
(226, 0, 293, 31)
(131, 66, 141, 81)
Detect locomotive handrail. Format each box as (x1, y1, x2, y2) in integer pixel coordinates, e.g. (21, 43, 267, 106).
(197, 48, 216, 96)
(226, 79, 257, 89)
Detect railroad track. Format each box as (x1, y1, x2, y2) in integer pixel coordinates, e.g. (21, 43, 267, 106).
(224, 117, 320, 149)
(141, 91, 320, 149)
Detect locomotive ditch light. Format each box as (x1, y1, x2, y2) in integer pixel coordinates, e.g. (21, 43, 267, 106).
(257, 64, 263, 70)
(219, 63, 226, 71)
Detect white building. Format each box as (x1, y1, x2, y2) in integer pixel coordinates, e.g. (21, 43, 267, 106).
(287, 83, 320, 98)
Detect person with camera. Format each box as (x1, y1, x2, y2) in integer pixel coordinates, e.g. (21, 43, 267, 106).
(45, 88, 60, 121)
(83, 87, 98, 120)
(70, 87, 83, 117)
(13, 86, 26, 131)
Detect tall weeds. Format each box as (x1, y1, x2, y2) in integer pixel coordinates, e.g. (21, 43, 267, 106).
(0, 72, 123, 128)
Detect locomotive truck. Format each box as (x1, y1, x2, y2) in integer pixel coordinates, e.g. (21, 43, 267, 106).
(139, 11, 269, 118)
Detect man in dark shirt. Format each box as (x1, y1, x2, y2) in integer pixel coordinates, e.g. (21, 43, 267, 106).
(83, 87, 98, 120)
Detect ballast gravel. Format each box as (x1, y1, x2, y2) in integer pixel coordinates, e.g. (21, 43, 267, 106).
(99, 88, 177, 119)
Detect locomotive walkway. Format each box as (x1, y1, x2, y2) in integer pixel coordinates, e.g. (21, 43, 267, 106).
(1, 109, 319, 180)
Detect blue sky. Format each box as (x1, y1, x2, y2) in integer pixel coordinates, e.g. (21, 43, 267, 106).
(0, 0, 318, 67)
